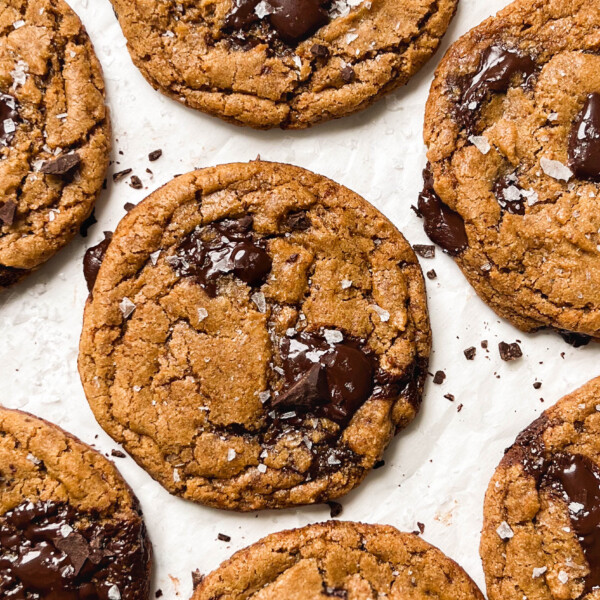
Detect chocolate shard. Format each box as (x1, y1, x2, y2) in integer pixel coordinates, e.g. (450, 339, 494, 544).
(413, 244, 435, 258)
(0, 199, 17, 226)
(285, 211, 311, 231)
(191, 569, 205, 589)
(55, 532, 90, 576)
(498, 341, 522, 361)
(340, 65, 355, 83)
(273, 363, 329, 408)
(40, 153, 81, 176)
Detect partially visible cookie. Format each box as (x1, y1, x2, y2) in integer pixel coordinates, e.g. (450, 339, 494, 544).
(108, 0, 458, 129)
(421, 0, 600, 341)
(191, 520, 485, 600)
(481, 376, 600, 600)
(78, 161, 431, 511)
(0, 406, 151, 599)
(0, 0, 110, 288)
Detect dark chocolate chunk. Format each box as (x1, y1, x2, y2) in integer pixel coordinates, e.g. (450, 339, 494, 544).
(0, 200, 17, 226)
(327, 501, 343, 518)
(129, 175, 143, 189)
(558, 329, 592, 348)
(286, 210, 311, 231)
(413, 244, 435, 258)
(40, 153, 81, 177)
(83, 231, 113, 293)
(340, 65, 355, 83)
(225, 0, 330, 45)
(533, 382, 542, 390)
(272, 363, 329, 409)
(0, 500, 149, 600)
(493, 173, 526, 215)
(0, 93, 19, 145)
(543, 453, 600, 593)
(124, 202, 136, 212)
(432, 370, 446, 384)
(172, 217, 272, 297)
(217, 533, 231, 542)
(113, 168, 132, 182)
(569, 93, 600, 180)
(498, 341, 522, 361)
(373, 459, 385, 469)
(310, 43, 329, 57)
(149, 149, 163, 162)
(418, 165, 468, 256)
(79, 209, 97, 237)
(111, 449, 126, 458)
(464, 346, 476, 360)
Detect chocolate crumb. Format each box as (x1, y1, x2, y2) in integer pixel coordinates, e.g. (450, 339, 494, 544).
(110, 449, 126, 458)
(113, 168, 132, 182)
(341, 65, 355, 83)
(413, 244, 435, 258)
(310, 44, 329, 57)
(373, 459, 385, 470)
(130, 176, 143, 189)
(155, 591, 163, 598)
(426, 269, 437, 280)
(217, 533, 231, 542)
(457, 404, 463, 412)
(444, 393, 455, 401)
(327, 501, 343, 518)
(433, 370, 446, 384)
(191, 570, 204, 589)
(124, 202, 136, 212)
(533, 382, 542, 390)
(481, 340, 488, 350)
(464, 346, 476, 360)
(417, 522, 425, 534)
(498, 341, 523, 361)
(149, 149, 163, 161)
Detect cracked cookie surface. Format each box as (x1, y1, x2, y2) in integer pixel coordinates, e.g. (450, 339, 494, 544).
(0, 0, 110, 289)
(422, 0, 600, 340)
(481, 376, 600, 600)
(0, 406, 151, 599)
(78, 161, 431, 511)
(191, 520, 485, 600)
(108, 0, 457, 129)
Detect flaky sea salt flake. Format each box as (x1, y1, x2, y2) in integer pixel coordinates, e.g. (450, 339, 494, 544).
(197, 307, 208, 322)
(324, 329, 343, 345)
(532, 567, 547, 578)
(227, 448, 237, 462)
(558, 570, 569, 584)
(107, 584, 121, 600)
(373, 305, 390, 322)
(540, 157, 572, 181)
(496, 521, 514, 540)
(468, 135, 491, 154)
(119, 297, 136, 319)
(251, 291, 267, 313)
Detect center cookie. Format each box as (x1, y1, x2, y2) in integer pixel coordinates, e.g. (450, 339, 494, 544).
(0, 407, 151, 600)
(481, 376, 600, 600)
(108, 0, 458, 129)
(78, 161, 431, 511)
(421, 0, 600, 341)
(191, 521, 485, 600)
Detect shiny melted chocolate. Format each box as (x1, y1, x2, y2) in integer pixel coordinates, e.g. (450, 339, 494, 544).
(569, 93, 600, 180)
(83, 232, 113, 293)
(0, 500, 149, 600)
(0, 93, 19, 146)
(171, 216, 272, 297)
(543, 453, 600, 593)
(418, 165, 468, 256)
(225, 0, 330, 44)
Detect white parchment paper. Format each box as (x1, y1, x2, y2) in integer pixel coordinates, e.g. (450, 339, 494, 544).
(2, 0, 600, 597)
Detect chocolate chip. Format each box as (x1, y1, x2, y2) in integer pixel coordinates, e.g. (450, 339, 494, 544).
(272, 363, 329, 409)
(533, 382, 542, 390)
(413, 244, 435, 258)
(426, 269, 437, 280)
(310, 43, 329, 57)
(568, 93, 600, 180)
(129, 176, 143, 189)
(191, 570, 204, 589)
(149, 149, 163, 162)
(418, 165, 468, 256)
(55, 532, 90, 576)
(463, 347, 476, 360)
(327, 501, 343, 518)
(83, 231, 113, 293)
(373, 459, 385, 469)
(0, 199, 17, 226)
(433, 370, 446, 384)
(113, 168, 132, 182)
(341, 65, 355, 83)
(40, 153, 81, 176)
(110, 449, 126, 458)
(217, 533, 231, 542)
(498, 341, 522, 361)
(79, 209, 97, 237)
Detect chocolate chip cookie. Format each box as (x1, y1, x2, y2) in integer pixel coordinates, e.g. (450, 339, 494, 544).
(108, 0, 458, 129)
(0, 0, 110, 289)
(0, 406, 151, 599)
(481, 376, 600, 600)
(421, 0, 600, 341)
(191, 520, 485, 600)
(78, 161, 431, 511)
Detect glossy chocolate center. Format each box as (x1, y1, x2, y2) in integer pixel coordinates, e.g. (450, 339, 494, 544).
(0, 500, 148, 600)
(418, 165, 468, 256)
(225, 0, 330, 44)
(172, 216, 272, 297)
(568, 93, 600, 180)
(0, 93, 19, 146)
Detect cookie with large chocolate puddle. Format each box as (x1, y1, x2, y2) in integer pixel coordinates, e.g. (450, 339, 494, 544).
(191, 521, 485, 600)
(0, 0, 110, 289)
(78, 161, 431, 511)
(481, 376, 600, 600)
(0, 406, 151, 599)
(108, 0, 457, 129)
(422, 0, 600, 340)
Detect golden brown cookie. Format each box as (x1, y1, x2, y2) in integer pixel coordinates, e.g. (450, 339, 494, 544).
(420, 0, 600, 342)
(108, 0, 458, 129)
(78, 161, 431, 511)
(481, 376, 600, 600)
(191, 520, 485, 600)
(0, 0, 110, 289)
(0, 406, 151, 599)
